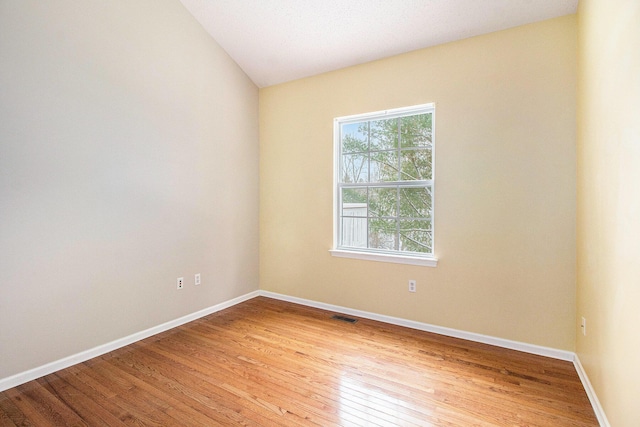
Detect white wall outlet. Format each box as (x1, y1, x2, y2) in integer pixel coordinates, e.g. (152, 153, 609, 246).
(581, 317, 586, 336)
(177, 277, 184, 290)
(195, 273, 201, 286)
(409, 280, 417, 293)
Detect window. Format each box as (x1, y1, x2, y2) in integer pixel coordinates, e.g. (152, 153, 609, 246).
(331, 103, 437, 267)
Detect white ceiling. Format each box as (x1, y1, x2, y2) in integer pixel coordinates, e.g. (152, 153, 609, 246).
(179, 0, 578, 88)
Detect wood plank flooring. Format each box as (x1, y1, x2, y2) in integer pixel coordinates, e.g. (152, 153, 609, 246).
(0, 297, 598, 426)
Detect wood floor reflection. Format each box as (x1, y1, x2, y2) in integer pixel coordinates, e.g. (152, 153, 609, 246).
(0, 297, 598, 426)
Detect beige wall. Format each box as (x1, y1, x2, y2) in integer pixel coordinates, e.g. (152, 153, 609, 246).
(0, 0, 259, 378)
(577, 0, 640, 425)
(260, 16, 577, 350)
(5, 2, 637, 422)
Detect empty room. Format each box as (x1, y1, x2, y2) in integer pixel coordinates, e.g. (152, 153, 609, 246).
(0, 0, 638, 425)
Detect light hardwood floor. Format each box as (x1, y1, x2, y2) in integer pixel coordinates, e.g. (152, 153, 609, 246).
(0, 297, 598, 426)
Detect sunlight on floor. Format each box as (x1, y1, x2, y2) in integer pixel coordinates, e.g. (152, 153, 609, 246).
(338, 374, 435, 426)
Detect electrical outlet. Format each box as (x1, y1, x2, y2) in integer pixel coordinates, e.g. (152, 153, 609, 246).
(195, 273, 201, 286)
(581, 317, 586, 336)
(409, 280, 416, 293)
(177, 277, 184, 290)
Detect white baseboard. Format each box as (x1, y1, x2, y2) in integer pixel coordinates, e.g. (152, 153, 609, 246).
(1, 289, 608, 427)
(259, 291, 575, 361)
(260, 291, 614, 425)
(0, 290, 260, 393)
(573, 355, 610, 427)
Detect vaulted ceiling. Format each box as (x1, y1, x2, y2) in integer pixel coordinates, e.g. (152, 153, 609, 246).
(179, 0, 578, 87)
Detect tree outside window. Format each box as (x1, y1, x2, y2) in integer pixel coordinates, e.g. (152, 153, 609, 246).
(335, 104, 434, 258)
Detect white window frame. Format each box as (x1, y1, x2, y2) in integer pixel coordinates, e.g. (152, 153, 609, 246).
(330, 103, 438, 267)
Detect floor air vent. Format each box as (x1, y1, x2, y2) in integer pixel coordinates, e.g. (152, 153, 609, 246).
(332, 314, 358, 323)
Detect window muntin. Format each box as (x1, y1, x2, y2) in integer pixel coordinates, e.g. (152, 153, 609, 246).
(335, 104, 435, 259)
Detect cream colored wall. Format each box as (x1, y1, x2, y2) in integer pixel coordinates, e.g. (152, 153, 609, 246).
(260, 16, 577, 350)
(0, 0, 259, 379)
(577, 0, 640, 425)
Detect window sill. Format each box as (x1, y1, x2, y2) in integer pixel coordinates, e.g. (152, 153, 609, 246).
(329, 249, 438, 267)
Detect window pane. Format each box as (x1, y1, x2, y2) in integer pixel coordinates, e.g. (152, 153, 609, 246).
(342, 217, 367, 248)
(369, 187, 397, 217)
(400, 113, 432, 148)
(369, 218, 396, 250)
(370, 150, 398, 182)
(399, 148, 431, 181)
(399, 219, 432, 253)
(370, 118, 397, 151)
(342, 153, 368, 183)
(341, 122, 368, 154)
(335, 104, 434, 258)
(399, 187, 431, 218)
(342, 187, 367, 205)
